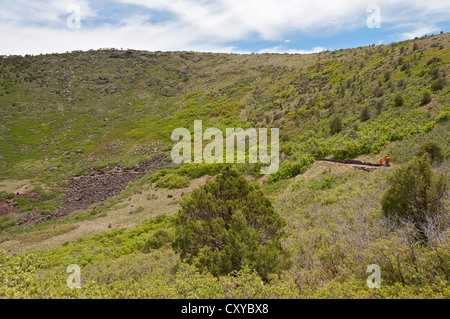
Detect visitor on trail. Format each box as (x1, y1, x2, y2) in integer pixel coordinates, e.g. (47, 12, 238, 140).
(385, 156, 390, 167)
(379, 158, 383, 166)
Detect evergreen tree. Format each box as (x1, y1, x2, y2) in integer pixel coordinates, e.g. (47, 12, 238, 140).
(417, 141, 445, 163)
(381, 154, 448, 239)
(394, 94, 404, 107)
(173, 167, 291, 280)
(329, 115, 342, 135)
(420, 91, 431, 105)
(360, 106, 370, 121)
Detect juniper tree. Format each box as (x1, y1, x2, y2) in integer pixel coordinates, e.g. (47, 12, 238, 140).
(173, 167, 291, 280)
(420, 91, 431, 105)
(381, 154, 448, 240)
(329, 115, 342, 135)
(417, 141, 445, 164)
(394, 94, 404, 107)
(360, 106, 370, 121)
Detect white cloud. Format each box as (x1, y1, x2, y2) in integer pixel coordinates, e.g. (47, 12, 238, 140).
(258, 46, 327, 54)
(0, 22, 239, 55)
(398, 24, 441, 40)
(0, 0, 448, 55)
(117, 0, 368, 40)
(117, 0, 450, 39)
(0, 0, 95, 25)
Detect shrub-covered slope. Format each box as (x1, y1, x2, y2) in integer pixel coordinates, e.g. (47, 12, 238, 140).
(0, 33, 448, 181)
(0, 33, 449, 299)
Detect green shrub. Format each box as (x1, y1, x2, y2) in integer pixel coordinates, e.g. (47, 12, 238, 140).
(381, 154, 448, 240)
(176, 163, 223, 179)
(373, 86, 383, 97)
(0, 217, 16, 231)
(394, 94, 404, 107)
(435, 110, 449, 123)
(426, 57, 441, 66)
(155, 173, 190, 189)
(173, 167, 291, 280)
(142, 229, 175, 252)
(420, 91, 432, 105)
(375, 99, 383, 114)
(0, 191, 15, 200)
(431, 78, 446, 91)
(360, 106, 370, 121)
(332, 140, 361, 160)
(308, 176, 335, 191)
(329, 115, 342, 135)
(150, 169, 169, 183)
(291, 179, 305, 190)
(268, 156, 315, 183)
(184, 165, 209, 178)
(416, 141, 445, 163)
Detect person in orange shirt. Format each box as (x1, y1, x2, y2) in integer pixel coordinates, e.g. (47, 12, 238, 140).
(379, 158, 383, 166)
(385, 156, 390, 167)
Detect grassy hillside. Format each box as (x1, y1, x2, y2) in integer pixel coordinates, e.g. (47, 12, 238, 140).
(0, 33, 449, 298)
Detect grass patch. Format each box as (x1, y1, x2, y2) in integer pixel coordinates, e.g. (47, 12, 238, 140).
(13, 224, 79, 244)
(5, 208, 106, 236)
(260, 179, 291, 196)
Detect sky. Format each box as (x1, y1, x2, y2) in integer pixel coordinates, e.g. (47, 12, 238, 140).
(0, 0, 449, 55)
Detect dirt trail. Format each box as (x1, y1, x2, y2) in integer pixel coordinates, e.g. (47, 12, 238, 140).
(316, 159, 383, 171)
(1, 176, 210, 254)
(15, 184, 29, 195)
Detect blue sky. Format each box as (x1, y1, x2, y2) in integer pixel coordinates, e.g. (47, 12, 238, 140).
(0, 0, 449, 55)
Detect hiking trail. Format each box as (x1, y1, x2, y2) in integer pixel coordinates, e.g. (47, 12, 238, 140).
(316, 158, 385, 171)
